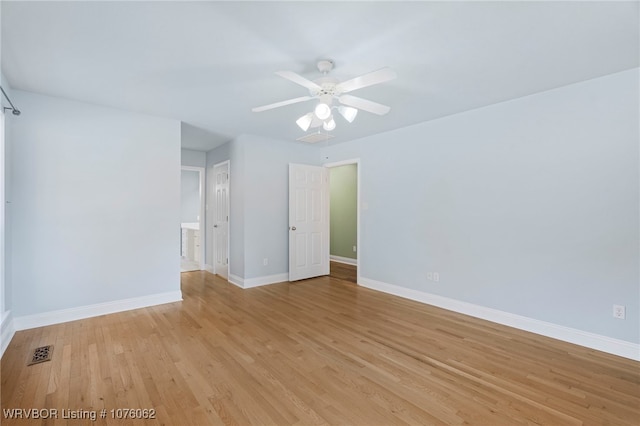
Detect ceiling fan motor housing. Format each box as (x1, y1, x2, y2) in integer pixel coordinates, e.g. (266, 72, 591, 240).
(311, 60, 341, 99)
(317, 59, 334, 73)
(310, 81, 340, 98)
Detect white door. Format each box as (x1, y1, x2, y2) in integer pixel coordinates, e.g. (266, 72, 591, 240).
(289, 164, 329, 281)
(213, 162, 229, 279)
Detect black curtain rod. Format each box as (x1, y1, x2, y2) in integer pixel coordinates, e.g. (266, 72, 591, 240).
(0, 85, 20, 116)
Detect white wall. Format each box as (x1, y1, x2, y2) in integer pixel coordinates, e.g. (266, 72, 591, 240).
(0, 0, 3, 318)
(0, 0, 11, 357)
(242, 135, 320, 279)
(10, 90, 182, 318)
(1, 71, 15, 355)
(181, 148, 206, 168)
(204, 135, 320, 282)
(181, 123, 228, 152)
(321, 69, 639, 345)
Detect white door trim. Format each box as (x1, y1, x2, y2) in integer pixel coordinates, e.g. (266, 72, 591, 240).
(212, 160, 230, 279)
(181, 166, 206, 270)
(323, 158, 361, 284)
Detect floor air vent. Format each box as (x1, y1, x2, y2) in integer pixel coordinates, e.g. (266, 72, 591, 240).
(28, 345, 54, 366)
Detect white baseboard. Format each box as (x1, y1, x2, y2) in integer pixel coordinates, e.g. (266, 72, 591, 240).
(243, 273, 289, 289)
(330, 255, 357, 266)
(204, 264, 214, 273)
(359, 277, 640, 361)
(228, 273, 244, 288)
(13, 291, 183, 331)
(227, 273, 289, 289)
(1, 310, 15, 359)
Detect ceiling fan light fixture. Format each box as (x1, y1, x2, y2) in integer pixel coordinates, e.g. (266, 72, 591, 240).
(323, 116, 336, 131)
(314, 103, 331, 120)
(296, 113, 314, 131)
(252, 60, 395, 137)
(338, 106, 358, 123)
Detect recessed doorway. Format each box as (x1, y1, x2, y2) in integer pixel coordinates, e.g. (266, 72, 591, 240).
(325, 159, 360, 284)
(181, 166, 205, 272)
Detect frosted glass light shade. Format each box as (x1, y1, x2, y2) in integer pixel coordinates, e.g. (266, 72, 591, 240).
(296, 113, 313, 131)
(323, 116, 336, 131)
(338, 106, 358, 123)
(314, 103, 331, 120)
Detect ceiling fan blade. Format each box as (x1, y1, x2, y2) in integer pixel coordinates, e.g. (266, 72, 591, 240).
(339, 94, 391, 115)
(252, 96, 313, 112)
(275, 71, 322, 92)
(337, 67, 397, 93)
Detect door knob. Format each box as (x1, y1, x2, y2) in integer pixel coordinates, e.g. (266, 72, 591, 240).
(213, 225, 218, 228)
(290, 226, 296, 231)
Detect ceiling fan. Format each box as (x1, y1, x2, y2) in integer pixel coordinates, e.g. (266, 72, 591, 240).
(252, 60, 396, 132)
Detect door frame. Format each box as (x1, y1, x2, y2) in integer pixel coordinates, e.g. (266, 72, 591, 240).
(211, 160, 230, 278)
(181, 166, 206, 270)
(323, 158, 361, 284)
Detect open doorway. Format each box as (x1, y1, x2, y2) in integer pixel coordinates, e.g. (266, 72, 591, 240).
(180, 166, 205, 272)
(325, 160, 359, 284)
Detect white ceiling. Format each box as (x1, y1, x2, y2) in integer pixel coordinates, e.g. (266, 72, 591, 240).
(2, 1, 638, 151)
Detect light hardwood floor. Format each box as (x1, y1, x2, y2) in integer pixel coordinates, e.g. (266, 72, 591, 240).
(2, 267, 639, 425)
(329, 261, 357, 284)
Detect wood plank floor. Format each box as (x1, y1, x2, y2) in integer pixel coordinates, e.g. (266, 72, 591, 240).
(330, 261, 357, 283)
(2, 268, 639, 425)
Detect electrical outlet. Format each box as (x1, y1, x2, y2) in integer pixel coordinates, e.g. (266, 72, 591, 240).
(263, 258, 268, 266)
(427, 272, 440, 282)
(353, 245, 357, 252)
(613, 305, 625, 320)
